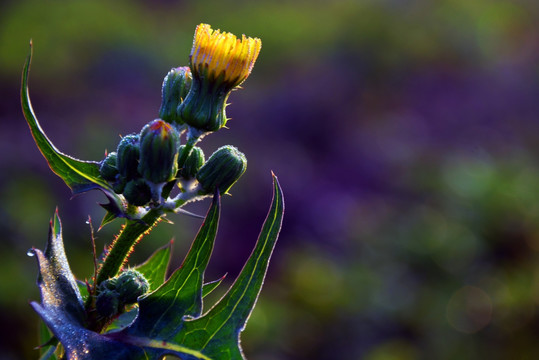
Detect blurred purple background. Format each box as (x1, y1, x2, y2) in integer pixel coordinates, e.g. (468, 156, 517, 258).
(2, 0, 539, 359)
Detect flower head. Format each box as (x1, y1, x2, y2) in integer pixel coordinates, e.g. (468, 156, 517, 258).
(178, 24, 261, 133)
(190, 23, 261, 89)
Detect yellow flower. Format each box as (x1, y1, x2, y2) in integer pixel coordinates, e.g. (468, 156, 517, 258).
(178, 24, 262, 132)
(190, 23, 261, 88)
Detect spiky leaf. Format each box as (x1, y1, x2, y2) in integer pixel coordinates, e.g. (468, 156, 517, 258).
(125, 192, 221, 339)
(112, 175, 284, 359)
(202, 275, 227, 298)
(30, 211, 152, 359)
(172, 174, 284, 359)
(134, 240, 173, 291)
(21, 42, 125, 220)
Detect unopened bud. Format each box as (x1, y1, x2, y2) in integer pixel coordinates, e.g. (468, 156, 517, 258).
(196, 145, 247, 194)
(178, 145, 205, 179)
(96, 289, 120, 318)
(116, 134, 140, 180)
(112, 177, 127, 194)
(138, 119, 180, 184)
(115, 269, 150, 304)
(159, 67, 192, 124)
(99, 152, 119, 182)
(123, 178, 152, 206)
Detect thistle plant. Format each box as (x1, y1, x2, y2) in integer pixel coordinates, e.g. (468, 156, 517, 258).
(21, 23, 284, 360)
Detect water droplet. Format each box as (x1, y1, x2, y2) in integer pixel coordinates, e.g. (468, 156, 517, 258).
(27, 249, 35, 257)
(85, 220, 90, 224)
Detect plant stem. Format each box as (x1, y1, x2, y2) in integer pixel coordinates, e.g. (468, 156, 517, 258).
(95, 208, 163, 285)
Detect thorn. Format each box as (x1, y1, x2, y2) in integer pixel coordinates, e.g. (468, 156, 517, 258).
(175, 207, 205, 219)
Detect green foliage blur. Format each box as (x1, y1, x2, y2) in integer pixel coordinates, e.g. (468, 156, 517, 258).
(2, 0, 539, 359)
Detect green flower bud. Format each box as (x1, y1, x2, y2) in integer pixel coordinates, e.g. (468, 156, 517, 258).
(178, 145, 205, 179)
(159, 67, 192, 124)
(123, 178, 152, 206)
(112, 177, 127, 194)
(99, 277, 118, 292)
(138, 119, 180, 184)
(115, 269, 150, 304)
(116, 134, 140, 180)
(96, 289, 121, 318)
(196, 145, 247, 194)
(177, 80, 229, 132)
(99, 152, 119, 182)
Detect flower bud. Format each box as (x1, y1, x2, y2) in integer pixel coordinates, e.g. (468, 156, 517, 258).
(138, 119, 180, 184)
(177, 80, 228, 132)
(99, 152, 119, 182)
(178, 24, 261, 132)
(96, 289, 120, 318)
(99, 277, 118, 292)
(112, 177, 127, 194)
(178, 145, 205, 179)
(196, 145, 247, 194)
(116, 134, 140, 180)
(159, 67, 192, 124)
(123, 178, 152, 206)
(115, 269, 150, 304)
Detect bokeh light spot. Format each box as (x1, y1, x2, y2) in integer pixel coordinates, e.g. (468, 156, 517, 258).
(446, 286, 492, 334)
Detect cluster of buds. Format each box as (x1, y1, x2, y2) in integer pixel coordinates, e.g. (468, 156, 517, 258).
(98, 24, 259, 213)
(96, 270, 150, 318)
(99, 119, 180, 206)
(161, 23, 261, 133)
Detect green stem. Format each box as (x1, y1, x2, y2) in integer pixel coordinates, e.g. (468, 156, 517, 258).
(95, 209, 163, 285)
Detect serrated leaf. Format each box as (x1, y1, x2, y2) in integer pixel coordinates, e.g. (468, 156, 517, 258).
(30, 210, 151, 359)
(126, 193, 221, 339)
(99, 210, 119, 229)
(134, 241, 173, 291)
(174, 175, 284, 359)
(21, 42, 125, 214)
(30, 210, 86, 328)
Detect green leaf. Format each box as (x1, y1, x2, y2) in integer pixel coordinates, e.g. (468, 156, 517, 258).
(126, 193, 221, 339)
(202, 274, 227, 298)
(76, 280, 90, 302)
(134, 240, 173, 291)
(104, 307, 139, 333)
(99, 210, 119, 229)
(38, 321, 58, 360)
(175, 174, 284, 359)
(21, 42, 125, 215)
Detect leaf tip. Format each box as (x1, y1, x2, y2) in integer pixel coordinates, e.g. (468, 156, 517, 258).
(52, 208, 62, 237)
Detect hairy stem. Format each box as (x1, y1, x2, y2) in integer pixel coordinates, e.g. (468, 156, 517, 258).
(95, 209, 163, 285)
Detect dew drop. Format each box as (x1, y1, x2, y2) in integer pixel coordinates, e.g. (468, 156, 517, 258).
(85, 220, 90, 224)
(27, 249, 35, 257)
